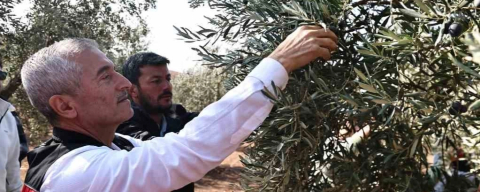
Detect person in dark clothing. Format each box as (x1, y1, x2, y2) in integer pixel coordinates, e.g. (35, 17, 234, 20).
(12, 111, 28, 162)
(117, 52, 198, 191)
(118, 103, 198, 141)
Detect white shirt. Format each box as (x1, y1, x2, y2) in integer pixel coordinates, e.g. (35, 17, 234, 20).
(0, 99, 22, 192)
(40, 58, 288, 192)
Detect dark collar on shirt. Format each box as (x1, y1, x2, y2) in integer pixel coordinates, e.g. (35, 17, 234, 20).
(52, 127, 105, 147)
(52, 127, 135, 151)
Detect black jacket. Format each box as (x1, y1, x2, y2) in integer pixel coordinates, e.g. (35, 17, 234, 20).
(116, 103, 198, 192)
(117, 103, 198, 140)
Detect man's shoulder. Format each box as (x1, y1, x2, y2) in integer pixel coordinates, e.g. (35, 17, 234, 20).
(127, 104, 150, 121)
(171, 104, 188, 116)
(25, 140, 109, 191)
(0, 99, 19, 133)
(114, 133, 143, 147)
(0, 111, 18, 133)
(117, 105, 155, 130)
(116, 107, 159, 140)
(41, 145, 122, 191)
(169, 104, 198, 121)
(163, 104, 198, 134)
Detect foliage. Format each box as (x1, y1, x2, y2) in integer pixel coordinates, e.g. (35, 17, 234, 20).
(182, 0, 480, 191)
(171, 67, 227, 112)
(1, 0, 155, 144)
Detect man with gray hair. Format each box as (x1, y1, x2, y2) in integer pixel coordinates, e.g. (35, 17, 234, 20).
(21, 25, 338, 192)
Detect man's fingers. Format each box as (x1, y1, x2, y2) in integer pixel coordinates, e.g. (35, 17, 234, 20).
(296, 25, 338, 43)
(271, 25, 338, 72)
(315, 46, 332, 61)
(312, 38, 338, 52)
(307, 29, 338, 43)
(298, 25, 322, 31)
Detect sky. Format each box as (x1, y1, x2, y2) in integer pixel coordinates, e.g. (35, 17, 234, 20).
(143, 1, 216, 72)
(13, 0, 216, 72)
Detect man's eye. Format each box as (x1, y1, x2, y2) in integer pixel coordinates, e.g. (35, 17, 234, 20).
(152, 80, 160, 84)
(102, 75, 111, 80)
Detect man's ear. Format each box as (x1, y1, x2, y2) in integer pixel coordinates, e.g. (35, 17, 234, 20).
(129, 85, 139, 99)
(49, 95, 77, 119)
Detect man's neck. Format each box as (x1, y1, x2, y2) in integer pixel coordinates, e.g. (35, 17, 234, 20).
(132, 100, 164, 124)
(148, 113, 163, 125)
(55, 121, 116, 147)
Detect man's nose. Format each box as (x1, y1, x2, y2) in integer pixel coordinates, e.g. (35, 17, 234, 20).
(164, 81, 172, 91)
(117, 72, 132, 91)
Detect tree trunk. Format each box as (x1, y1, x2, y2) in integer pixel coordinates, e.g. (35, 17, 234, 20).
(0, 71, 22, 100)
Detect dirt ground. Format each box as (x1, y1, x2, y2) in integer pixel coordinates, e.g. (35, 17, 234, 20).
(195, 150, 245, 192)
(20, 148, 246, 192)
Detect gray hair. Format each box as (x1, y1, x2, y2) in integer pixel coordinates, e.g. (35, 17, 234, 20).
(21, 38, 99, 124)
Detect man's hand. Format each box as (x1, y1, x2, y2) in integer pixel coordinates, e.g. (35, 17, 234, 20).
(341, 123, 371, 145)
(268, 25, 338, 73)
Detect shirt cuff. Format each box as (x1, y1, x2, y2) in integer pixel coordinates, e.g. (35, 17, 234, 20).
(247, 58, 289, 90)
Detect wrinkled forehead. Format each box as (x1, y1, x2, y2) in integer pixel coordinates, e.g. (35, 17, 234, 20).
(75, 48, 114, 77)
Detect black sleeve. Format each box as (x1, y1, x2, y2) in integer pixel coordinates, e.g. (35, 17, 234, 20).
(116, 121, 156, 141)
(12, 111, 28, 162)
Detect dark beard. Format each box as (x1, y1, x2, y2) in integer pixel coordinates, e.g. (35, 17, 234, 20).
(138, 91, 172, 115)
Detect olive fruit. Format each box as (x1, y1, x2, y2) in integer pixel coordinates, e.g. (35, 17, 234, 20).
(446, 13, 469, 37)
(449, 23, 464, 37)
(449, 101, 467, 115)
(338, 20, 347, 29)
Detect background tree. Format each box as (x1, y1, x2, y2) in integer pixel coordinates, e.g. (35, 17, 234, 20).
(172, 67, 227, 112)
(181, 0, 480, 191)
(1, 0, 154, 144)
(171, 47, 227, 112)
